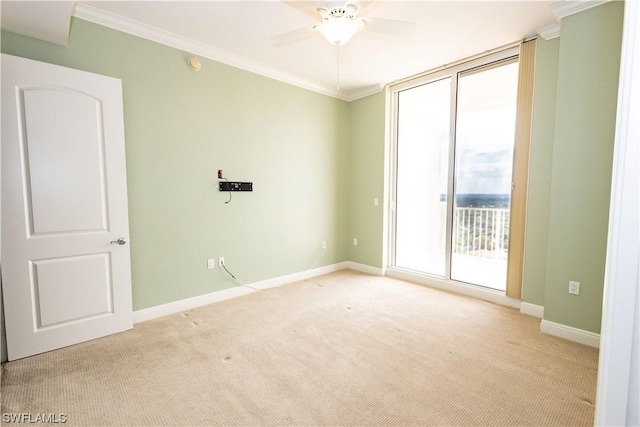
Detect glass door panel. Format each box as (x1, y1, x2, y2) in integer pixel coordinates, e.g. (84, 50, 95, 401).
(395, 78, 451, 276)
(451, 61, 519, 290)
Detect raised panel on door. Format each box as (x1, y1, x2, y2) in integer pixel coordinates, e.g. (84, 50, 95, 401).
(31, 253, 114, 329)
(21, 87, 109, 235)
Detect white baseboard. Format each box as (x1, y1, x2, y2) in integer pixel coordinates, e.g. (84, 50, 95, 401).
(133, 286, 254, 324)
(133, 262, 348, 324)
(345, 261, 385, 276)
(520, 302, 544, 318)
(250, 262, 348, 290)
(540, 319, 601, 348)
(386, 267, 521, 309)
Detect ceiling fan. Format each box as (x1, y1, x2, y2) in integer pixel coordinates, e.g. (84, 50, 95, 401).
(272, 1, 416, 46)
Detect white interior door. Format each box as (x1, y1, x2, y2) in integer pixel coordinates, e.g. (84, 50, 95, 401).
(1, 54, 133, 361)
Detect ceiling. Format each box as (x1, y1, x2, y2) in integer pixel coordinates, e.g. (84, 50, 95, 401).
(3, 1, 562, 100)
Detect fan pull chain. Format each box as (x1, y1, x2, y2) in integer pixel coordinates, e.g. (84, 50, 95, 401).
(336, 45, 340, 91)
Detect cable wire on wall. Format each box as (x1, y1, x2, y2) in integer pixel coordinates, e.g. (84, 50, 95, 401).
(219, 176, 232, 204)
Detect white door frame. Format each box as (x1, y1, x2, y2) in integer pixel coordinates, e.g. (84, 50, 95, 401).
(595, 0, 640, 424)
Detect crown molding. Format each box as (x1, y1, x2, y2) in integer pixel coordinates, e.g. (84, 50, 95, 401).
(343, 83, 384, 102)
(538, 23, 562, 40)
(73, 2, 350, 101)
(550, 0, 612, 20)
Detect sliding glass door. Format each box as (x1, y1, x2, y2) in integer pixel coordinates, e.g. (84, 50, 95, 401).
(451, 60, 519, 290)
(395, 77, 451, 276)
(393, 51, 519, 291)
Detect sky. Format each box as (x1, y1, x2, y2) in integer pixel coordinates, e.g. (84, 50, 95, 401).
(455, 105, 516, 195)
(397, 60, 519, 196)
(454, 62, 518, 195)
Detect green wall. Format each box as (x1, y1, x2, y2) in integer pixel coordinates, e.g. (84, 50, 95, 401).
(543, 1, 623, 333)
(348, 92, 387, 268)
(522, 2, 624, 333)
(522, 38, 560, 306)
(1, 18, 350, 310)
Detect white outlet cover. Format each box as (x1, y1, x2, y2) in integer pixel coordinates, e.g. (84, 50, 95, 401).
(207, 259, 215, 269)
(569, 280, 580, 294)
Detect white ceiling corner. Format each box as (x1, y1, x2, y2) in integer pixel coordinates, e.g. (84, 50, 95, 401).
(1, 1, 74, 46)
(538, 23, 561, 40)
(346, 83, 386, 102)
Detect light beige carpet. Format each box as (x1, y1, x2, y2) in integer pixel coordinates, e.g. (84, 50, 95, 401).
(2, 270, 598, 426)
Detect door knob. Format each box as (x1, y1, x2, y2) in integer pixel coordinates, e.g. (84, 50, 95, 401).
(110, 237, 130, 245)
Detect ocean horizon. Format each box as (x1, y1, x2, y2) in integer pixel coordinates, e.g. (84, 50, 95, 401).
(440, 193, 511, 208)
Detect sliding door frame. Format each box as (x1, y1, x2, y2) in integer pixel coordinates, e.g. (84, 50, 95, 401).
(388, 46, 520, 287)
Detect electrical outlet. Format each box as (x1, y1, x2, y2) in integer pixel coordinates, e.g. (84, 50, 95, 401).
(353, 238, 358, 246)
(218, 257, 225, 267)
(569, 281, 580, 295)
(321, 241, 327, 249)
(374, 198, 379, 206)
(207, 258, 215, 269)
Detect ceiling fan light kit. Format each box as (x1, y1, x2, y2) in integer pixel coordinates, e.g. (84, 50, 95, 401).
(272, 2, 415, 47)
(316, 6, 365, 46)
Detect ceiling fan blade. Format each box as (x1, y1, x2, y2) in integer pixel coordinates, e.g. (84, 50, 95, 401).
(362, 16, 415, 37)
(281, 0, 327, 18)
(347, 0, 379, 15)
(271, 25, 318, 45)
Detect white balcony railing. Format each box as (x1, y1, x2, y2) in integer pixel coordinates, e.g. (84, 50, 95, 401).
(453, 207, 510, 260)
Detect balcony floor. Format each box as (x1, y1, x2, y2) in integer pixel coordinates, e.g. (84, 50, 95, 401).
(451, 253, 507, 291)
(395, 251, 507, 292)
